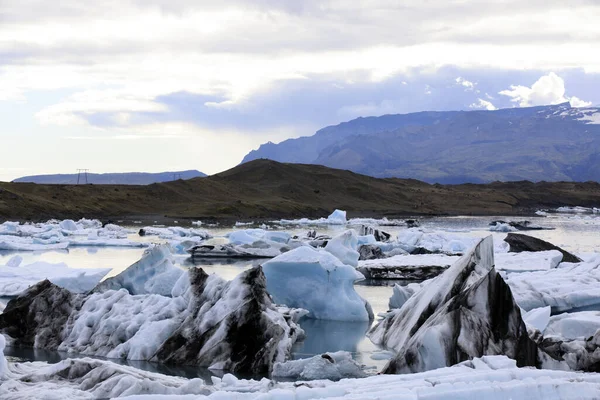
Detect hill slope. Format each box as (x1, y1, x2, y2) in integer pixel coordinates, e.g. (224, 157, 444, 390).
(242, 103, 600, 183)
(13, 170, 206, 185)
(2, 160, 600, 221)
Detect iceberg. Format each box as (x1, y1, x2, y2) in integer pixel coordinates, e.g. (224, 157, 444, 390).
(324, 230, 359, 267)
(93, 244, 184, 296)
(0, 264, 303, 374)
(505, 233, 582, 263)
(263, 246, 373, 321)
(370, 236, 537, 373)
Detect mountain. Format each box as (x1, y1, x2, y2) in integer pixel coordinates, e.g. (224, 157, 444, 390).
(241, 103, 600, 183)
(13, 170, 206, 185)
(3, 159, 600, 221)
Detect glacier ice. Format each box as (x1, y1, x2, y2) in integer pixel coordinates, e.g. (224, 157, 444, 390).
(0, 264, 303, 374)
(93, 244, 184, 296)
(263, 246, 373, 321)
(370, 236, 537, 373)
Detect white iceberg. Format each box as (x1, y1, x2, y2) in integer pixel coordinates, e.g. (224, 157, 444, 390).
(93, 244, 184, 296)
(263, 246, 373, 321)
(276, 209, 348, 226)
(544, 311, 600, 340)
(324, 230, 359, 267)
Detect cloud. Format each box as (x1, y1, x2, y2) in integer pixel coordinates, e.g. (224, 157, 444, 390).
(569, 96, 593, 108)
(499, 72, 592, 107)
(456, 77, 475, 90)
(470, 98, 497, 110)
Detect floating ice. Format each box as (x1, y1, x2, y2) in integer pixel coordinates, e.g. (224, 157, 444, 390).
(0, 265, 303, 374)
(324, 230, 359, 267)
(272, 351, 366, 381)
(263, 246, 373, 321)
(358, 254, 460, 280)
(94, 244, 184, 296)
(370, 236, 536, 373)
(496, 250, 563, 273)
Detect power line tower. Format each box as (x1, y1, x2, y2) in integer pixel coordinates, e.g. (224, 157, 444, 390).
(172, 173, 182, 181)
(76, 169, 89, 184)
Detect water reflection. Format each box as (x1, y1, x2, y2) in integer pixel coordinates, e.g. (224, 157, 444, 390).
(292, 317, 370, 359)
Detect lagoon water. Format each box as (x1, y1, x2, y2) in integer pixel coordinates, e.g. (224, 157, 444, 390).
(2, 213, 600, 379)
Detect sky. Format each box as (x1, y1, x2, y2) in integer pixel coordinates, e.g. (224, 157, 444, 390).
(1, 0, 600, 181)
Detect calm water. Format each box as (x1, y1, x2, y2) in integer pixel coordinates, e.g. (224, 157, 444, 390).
(2, 214, 600, 378)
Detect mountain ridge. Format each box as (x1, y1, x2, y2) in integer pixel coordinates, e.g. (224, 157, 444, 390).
(13, 170, 206, 185)
(2, 159, 600, 222)
(241, 103, 600, 183)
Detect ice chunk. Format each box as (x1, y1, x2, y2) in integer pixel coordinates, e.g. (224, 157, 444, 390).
(263, 246, 373, 321)
(0, 267, 302, 374)
(59, 219, 78, 231)
(358, 254, 460, 280)
(327, 209, 347, 224)
(324, 230, 359, 267)
(506, 254, 600, 312)
(94, 244, 184, 296)
(370, 236, 537, 373)
(496, 250, 563, 273)
(272, 351, 366, 381)
(522, 306, 551, 333)
(544, 311, 600, 340)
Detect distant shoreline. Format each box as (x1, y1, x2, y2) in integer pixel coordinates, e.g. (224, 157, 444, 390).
(1, 160, 599, 222)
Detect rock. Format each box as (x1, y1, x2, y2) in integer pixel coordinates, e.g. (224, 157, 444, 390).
(369, 236, 538, 374)
(358, 245, 386, 261)
(138, 228, 146, 236)
(505, 233, 582, 263)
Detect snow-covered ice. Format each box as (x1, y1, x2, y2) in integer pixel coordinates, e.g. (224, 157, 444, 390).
(263, 246, 373, 321)
(544, 311, 600, 340)
(506, 254, 600, 312)
(495, 250, 563, 273)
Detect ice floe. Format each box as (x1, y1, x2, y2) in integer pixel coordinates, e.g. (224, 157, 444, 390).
(93, 244, 184, 296)
(358, 254, 460, 280)
(0, 254, 303, 374)
(272, 351, 366, 381)
(370, 236, 537, 373)
(263, 245, 373, 322)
